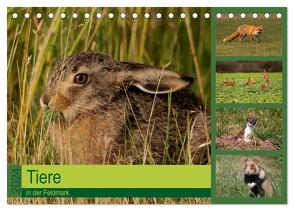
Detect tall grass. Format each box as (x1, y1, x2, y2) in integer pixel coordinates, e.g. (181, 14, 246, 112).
(7, 7, 211, 204)
(8, 197, 211, 204)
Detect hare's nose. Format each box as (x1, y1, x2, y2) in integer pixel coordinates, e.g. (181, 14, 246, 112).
(40, 93, 50, 110)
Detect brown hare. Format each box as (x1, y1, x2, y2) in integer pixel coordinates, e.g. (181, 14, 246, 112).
(263, 68, 269, 84)
(40, 52, 210, 165)
(223, 78, 235, 86)
(261, 69, 270, 91)
(244, 78, 255, 86)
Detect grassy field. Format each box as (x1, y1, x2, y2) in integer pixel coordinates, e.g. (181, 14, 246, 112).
(8, 197, 211, 204)
(216, 72, 282, 103)
(7, 7, 211, 204)
(216, 155, 282, 198)
(216, 14, 282, 56)
(216, 109, 282, 150)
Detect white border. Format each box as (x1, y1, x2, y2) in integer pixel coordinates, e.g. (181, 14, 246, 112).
(1, 0, 293, 210)
(1, 0, 290, 7)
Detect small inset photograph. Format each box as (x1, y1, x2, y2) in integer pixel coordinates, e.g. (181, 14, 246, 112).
(216, 108, 282, 150)
(216, 155, 282, 198)
(216, 61, 282, 103)
(216, 13, 282, 56)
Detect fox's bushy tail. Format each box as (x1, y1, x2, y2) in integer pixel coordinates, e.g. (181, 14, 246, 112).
(223, 31, 240, 42)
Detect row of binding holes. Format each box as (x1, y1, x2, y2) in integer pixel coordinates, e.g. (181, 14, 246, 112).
(12, 12, 210, 19)
(12, 12, 283, 19)
(216, 13, 282, 19)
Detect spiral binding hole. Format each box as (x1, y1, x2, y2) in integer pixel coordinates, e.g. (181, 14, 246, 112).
(60, 13, 66, 19)
(24, 13, 30, 19)
(48, 13, 54, 19)
(96, 13, 102, 19)
(144, 13, 150, 19)
(72, 13, 78, 19)
(120, 13, 126, 19)
(36, 13, 42, 19)
(277, 13, 282, 18)
(156, 13, 162, 19)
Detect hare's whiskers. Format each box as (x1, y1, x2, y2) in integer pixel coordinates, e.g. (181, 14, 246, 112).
(67, 105, 102, 118)
(70, 103, 108, 114)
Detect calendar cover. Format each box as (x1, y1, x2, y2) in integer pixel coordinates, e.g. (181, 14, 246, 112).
(7, 7, 287, 204)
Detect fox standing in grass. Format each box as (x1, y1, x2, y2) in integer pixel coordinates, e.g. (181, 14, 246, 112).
(223, 24, 263, 42)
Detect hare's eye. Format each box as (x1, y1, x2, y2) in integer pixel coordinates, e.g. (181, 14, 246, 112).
(74, 73, 88, 84)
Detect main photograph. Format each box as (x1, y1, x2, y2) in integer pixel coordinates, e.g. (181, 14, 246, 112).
(7, 7, 211, 166)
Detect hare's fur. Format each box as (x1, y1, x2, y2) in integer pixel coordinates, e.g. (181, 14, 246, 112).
(41, 52, 210, 164)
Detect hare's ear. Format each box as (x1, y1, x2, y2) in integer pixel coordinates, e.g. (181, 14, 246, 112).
(252, 156, 260, 164)
(241, 156, 248, 163)
(123, 68, 194, 94)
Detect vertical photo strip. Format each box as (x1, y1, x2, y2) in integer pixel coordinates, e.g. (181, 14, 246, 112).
(211, 7, 287, 204)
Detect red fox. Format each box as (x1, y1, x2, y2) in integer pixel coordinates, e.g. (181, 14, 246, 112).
(223, 24, 263, 42)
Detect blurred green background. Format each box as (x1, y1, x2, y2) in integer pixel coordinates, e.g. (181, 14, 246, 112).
(7, 7, 211, 164)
